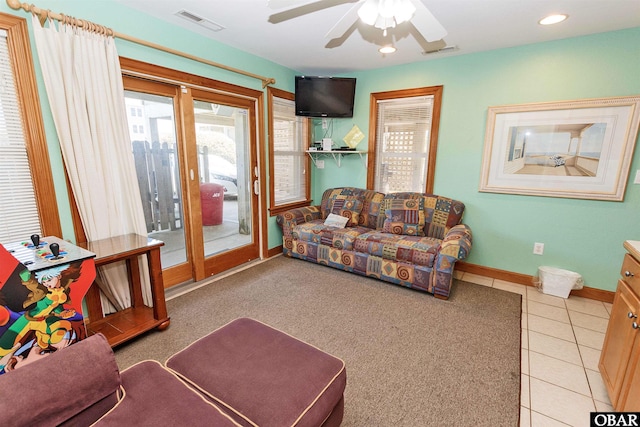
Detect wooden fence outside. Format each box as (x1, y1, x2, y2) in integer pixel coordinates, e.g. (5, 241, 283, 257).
(132, 141, 214, 233)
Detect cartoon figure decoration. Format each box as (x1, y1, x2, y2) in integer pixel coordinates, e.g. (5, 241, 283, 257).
(0, 238, 96, 374)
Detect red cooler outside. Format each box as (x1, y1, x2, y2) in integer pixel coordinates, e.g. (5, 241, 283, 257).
(200, 183, 224, 225)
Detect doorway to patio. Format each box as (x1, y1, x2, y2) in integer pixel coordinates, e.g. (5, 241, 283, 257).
(122, 67, 262, 288)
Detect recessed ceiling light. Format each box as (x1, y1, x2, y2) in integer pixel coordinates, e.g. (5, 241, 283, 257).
(539, 14, 568, 25)
(379, 46, 396, 54)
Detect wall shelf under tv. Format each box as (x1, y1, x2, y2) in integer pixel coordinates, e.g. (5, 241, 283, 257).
(306, 150, 367, 168)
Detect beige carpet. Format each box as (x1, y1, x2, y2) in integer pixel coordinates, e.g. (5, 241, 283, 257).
(114, 256, 522, 426)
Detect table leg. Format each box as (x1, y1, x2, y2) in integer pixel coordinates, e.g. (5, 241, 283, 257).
(126, 256, 144, 308)
(85, 281, 104, 323)
(147, 247, 168, 323)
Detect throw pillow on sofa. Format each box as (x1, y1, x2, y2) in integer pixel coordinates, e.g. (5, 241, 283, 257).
(381, 198, 426, 236)
(324, 213, 349, 228)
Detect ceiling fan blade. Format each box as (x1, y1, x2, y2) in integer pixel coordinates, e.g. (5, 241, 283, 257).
(325, 21, 359, 48)
(409, 24, 446, 53)
(324, 1, 362, 39)
(408, 0, 447, 42)
(268, 0, 359, 24)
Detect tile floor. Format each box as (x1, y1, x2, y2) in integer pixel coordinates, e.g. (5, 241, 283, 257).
(457, 272, 613, 427)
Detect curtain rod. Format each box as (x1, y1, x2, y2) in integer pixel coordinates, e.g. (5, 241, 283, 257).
(6, 0, 276, 88)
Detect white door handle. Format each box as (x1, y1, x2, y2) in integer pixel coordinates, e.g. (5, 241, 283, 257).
(253, 180, 259, 195)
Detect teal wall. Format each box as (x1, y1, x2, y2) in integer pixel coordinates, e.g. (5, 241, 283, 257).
(315, 28, 640, 292)
(3, 0, 639, 291)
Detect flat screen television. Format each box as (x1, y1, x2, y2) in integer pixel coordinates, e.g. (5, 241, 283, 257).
(295, 76, 356, 118)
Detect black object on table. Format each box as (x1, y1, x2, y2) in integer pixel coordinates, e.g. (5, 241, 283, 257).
(49, 242, 61, 260)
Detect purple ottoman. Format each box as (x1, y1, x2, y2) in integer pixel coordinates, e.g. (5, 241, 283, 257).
(94, 361, 239, 426)
(166, 318, 346, 427)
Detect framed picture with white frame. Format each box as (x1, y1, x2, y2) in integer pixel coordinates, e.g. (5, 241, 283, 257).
(479, 95, 640, 201)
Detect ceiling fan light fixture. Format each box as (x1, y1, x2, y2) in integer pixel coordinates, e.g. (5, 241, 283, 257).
(375, 15, 396, 30)
(358, 0, 380, 26)
(392, 0, 416, 25)
(379, 45, 397, 54)
(539, 14, 568, 25)
(358, 0, 416, 32)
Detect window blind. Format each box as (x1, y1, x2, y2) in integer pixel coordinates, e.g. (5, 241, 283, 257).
(0, 30, 42, 243)
(272, 96, 306, 205)
(374, 96, 433, 193)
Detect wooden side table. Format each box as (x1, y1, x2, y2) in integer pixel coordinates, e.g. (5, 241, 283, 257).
(80, 234, 170, 347)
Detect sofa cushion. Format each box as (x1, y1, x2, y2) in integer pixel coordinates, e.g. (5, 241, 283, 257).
(321, 187, 360, 218)
(329, 195, 363, 226)
(381, 197, 426, 236)
(94, 360, 239, 426)
(377, 192, 424, 230)
(293, 220, 370, 251)
(0, 333, 121, 427)
(319, 187, 386, 229)
(423, 196, 465, 239)
(354, 231, 441, 267)
(358, 190, 385, 228)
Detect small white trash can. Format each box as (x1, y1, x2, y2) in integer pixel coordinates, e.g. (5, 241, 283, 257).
(536, 266, 584, 299)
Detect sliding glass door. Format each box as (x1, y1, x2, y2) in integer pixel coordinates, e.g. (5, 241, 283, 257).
(188, 89, 260, 277)
(123, 77, 260, 285)
(123, 78, 192, 285)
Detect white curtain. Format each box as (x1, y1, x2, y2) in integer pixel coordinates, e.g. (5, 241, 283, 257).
(31, 14, 151, 310)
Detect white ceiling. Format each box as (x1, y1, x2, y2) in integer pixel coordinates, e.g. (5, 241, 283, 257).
(116, 0, 640, 75)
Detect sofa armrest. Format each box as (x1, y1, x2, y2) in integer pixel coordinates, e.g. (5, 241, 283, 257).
(439, 224, 473, 261)
(0, 334, 121, 427)
(276, 205, 322, 238)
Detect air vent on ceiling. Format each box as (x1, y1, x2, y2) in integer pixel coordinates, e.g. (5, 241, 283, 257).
(422, 45, 458, 55)
(175, 10, 225, 32)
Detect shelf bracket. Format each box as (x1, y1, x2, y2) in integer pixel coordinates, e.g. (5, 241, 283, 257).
(331, 152, 341, 167)
(306, 150, 367, 169)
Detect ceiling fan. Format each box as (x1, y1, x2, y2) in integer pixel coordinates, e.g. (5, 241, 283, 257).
(267, 0, 447, 52)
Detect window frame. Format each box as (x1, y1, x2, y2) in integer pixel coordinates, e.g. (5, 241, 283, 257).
(366, 86, 443, 194)
(267, 86, 311, 216)
(0, 12, 61, 240)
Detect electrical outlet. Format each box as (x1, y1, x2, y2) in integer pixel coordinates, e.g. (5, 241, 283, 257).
(316, 160, 324, 169)
(533, 242, 544, 255)
(634, 170, 640, 184)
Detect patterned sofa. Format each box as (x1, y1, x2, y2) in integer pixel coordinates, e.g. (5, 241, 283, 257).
(276, 187, 472, 300)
